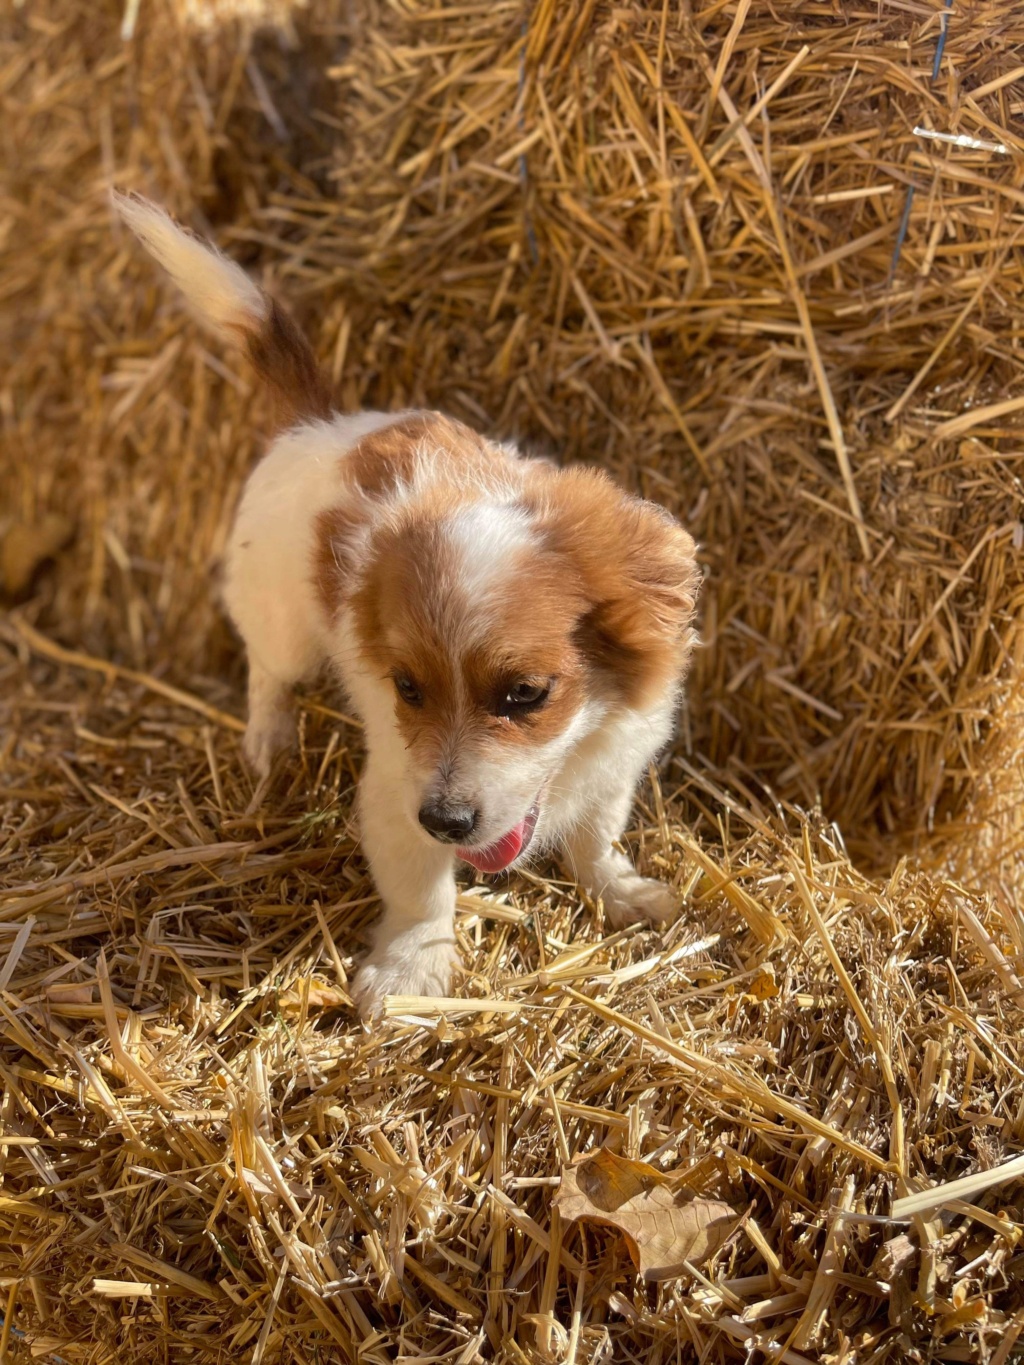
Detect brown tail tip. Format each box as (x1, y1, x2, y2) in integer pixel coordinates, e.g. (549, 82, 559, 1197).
(245, 296, 333, 426)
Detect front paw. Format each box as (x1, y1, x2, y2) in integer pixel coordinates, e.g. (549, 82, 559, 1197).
(598, 871, 677, 929)
(352, 936, 457, 1022)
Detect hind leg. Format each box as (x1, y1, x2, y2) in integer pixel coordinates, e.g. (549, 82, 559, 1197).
(243, 656, 299, 777)
(223, 536, 321, 779)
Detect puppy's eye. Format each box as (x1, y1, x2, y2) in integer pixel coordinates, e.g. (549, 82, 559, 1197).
(393, 674, 423, 706)
(499, 680, 550, 715)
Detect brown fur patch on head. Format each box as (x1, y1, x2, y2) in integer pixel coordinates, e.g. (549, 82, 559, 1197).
(312, 413, 512, 620)
(349, 497, 593, 771)
(341, 412, 493, 499)
(522, 466, 701, 709)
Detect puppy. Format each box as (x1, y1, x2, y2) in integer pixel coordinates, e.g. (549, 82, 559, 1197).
(114, 193, 701, 1019)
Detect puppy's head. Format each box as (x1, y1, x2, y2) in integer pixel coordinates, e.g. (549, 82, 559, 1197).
(324, 451, 699, 873)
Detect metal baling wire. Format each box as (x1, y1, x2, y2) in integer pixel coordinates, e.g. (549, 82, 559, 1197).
(931, 0, 953, 82)
(888, 0, 954, 281)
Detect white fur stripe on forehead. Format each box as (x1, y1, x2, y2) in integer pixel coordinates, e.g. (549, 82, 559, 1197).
(443, 502, 536, 602)
(112, 191, 268, 340)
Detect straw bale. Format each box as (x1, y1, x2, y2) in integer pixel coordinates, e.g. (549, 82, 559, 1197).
(2, 0, 1024, 1360)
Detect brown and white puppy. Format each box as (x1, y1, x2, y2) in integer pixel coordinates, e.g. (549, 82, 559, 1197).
(114, 193, 701, 1018)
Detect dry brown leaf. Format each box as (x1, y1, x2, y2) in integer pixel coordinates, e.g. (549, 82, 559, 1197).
(553, 1149, 738, 1281)
(2, 513, 74, 596)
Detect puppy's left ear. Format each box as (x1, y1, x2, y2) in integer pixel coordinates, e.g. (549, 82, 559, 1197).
(531, 467, 701, 707)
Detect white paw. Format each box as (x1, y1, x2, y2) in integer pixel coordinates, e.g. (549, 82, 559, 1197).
(352, 936, 457, 1022)
(598, 872, 677, 928)
(242, 709, 296, 777)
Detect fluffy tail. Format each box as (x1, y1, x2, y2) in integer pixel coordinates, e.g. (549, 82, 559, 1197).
(112, 190, 331, 423)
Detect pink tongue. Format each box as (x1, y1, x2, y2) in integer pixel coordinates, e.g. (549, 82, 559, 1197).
(458, 820, 526, 874)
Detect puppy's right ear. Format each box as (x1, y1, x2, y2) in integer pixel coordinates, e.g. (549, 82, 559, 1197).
(528, 467, 701, 708)
(112, 190, 330, 424)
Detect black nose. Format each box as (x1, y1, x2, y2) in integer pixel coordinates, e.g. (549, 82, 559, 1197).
(418, 801, 477, 843)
